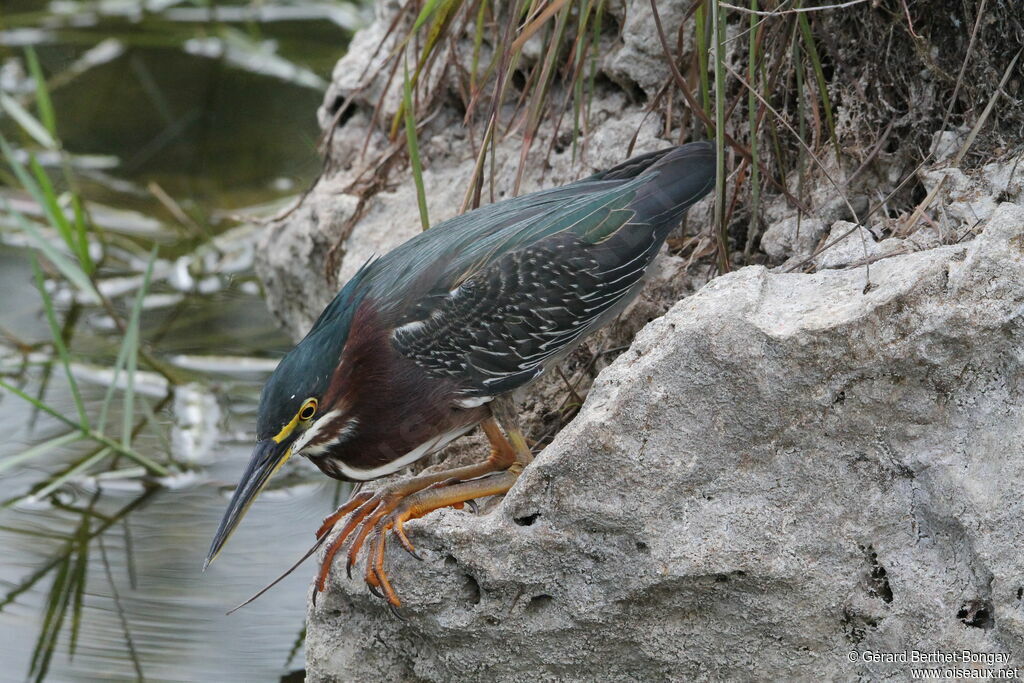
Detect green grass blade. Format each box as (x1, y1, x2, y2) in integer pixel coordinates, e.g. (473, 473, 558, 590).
(0, 377, 83, 431)
(0, 130, 94, 280)
(28, 155, 74, 247)
(712, 0, 728, 272)
(794, 30, 807, 196)
(138, 396, 173, 461)
(0, 130, 44, 196)
(121, 249, 157, 449)
(69, 195, 93, 274)
(0, 186, 97, 300)
(33, 259, 89, 428)
(123, 519, 138, 590)
(25, 46, 57, 138)
(403, 60, 430, 232)
(471, 0, 488, 92)
(412, 0, 445, 32)
(695, 0, 712, 135)
(29, 554, 72, 681)
(797, 12, 838, 158)
(585, 0, 606, 127)
(0, 378, 170, 476)
(745, 0, 761, 257)
(68, 513, 90, 658)
(1, 490, 156, 615)
(95, 255, 152, 432)
(0, 431, 82, 476)
(1, 123, 93, 274)
(32, 449, 111, 500)
(97, 342, 125, 435)
(98, 534, 145, 680)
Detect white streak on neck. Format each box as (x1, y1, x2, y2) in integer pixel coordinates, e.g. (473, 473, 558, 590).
(290, 409, 342, 455)
(333, 422, 477, 481)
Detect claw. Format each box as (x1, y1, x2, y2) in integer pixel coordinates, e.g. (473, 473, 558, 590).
(393, 520, 422, 560)
(344, 507, 387, 577)
(388, 603, 406, 621)
(373, 562, 401, 607)
(364, 527, 385, 590)
(465, 499, 479, 514)
(317, 529, 348, 592)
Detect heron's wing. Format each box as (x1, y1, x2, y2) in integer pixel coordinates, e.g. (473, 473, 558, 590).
(390, 213, 657, 396)
(364, 148, 701, 317)
(387, 143, 715, 396)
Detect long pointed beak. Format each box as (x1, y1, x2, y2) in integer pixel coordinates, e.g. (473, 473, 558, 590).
(205, 438, 292, 569)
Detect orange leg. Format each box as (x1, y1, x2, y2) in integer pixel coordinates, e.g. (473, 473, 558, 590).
(314, 417, 523, 596)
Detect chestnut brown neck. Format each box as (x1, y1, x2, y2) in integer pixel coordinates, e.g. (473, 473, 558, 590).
(307, 300, 487, 480)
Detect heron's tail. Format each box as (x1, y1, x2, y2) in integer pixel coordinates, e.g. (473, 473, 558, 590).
(627, 142, 716, 229)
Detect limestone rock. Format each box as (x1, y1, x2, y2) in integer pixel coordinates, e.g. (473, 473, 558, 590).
(919, 152, 1024, 232)
(811, 221, 909, 270)
(250, 0, 1024, 676)
(759, 214, 828, 263)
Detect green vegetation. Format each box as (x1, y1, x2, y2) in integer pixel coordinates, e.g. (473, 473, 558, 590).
(0, 3, 358, 679)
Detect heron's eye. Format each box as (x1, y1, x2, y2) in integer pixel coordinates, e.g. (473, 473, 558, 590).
(298, 398, 318, 421)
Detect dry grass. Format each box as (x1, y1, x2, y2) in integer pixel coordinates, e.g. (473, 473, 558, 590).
(314, 0, 1022, 278)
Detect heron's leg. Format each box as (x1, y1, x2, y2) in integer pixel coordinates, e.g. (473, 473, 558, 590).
(315, 416, 519, 595)
(489, 395, 534, 467)
(361, 402, 537, 606)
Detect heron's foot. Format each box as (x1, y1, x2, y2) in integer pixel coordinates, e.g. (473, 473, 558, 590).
(362, 470, 522, 606)
(313, 479, 451, 596)
(312, 415, 531, 608)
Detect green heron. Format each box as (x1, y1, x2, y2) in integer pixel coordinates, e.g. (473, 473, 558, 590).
(206, 142, 715, 607)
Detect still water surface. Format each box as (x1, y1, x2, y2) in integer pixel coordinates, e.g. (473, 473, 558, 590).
(0, 3, 361, 680)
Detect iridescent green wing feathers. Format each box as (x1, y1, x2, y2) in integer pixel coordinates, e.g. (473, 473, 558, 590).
(384, 142, 715, 397)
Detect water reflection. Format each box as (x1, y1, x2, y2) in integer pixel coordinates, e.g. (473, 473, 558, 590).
(0, 2, 360, 680)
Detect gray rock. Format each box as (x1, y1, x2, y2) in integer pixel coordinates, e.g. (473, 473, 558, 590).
(601, 0, 693, 97)
(759, 214, 828, 263)
(812, 221, 910, 270)
(919, 153, 1024, 233)
(307, 203, 1024, 681)
(251, 0, 1024, 676)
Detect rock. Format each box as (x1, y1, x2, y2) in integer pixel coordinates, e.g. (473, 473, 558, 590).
(759, 214, 828, 263)
(811, 221, 909, 270)
(919, 152, 1024, 232)
(929, 127, 967, 163)
(307, 203, 1024, 681)
(601, 0, 693, 97)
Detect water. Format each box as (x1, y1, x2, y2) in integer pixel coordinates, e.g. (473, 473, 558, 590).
(0, 3, 362, 680)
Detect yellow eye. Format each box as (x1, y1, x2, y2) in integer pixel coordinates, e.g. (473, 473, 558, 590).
(298, 398, 318, 421)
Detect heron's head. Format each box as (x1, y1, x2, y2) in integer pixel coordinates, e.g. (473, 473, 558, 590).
(204, 268, 372, 568)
